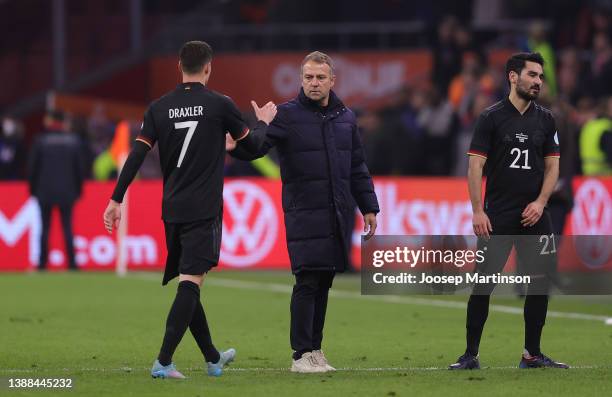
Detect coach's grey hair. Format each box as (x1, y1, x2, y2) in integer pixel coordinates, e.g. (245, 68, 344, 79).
(301, 51, 335, 76)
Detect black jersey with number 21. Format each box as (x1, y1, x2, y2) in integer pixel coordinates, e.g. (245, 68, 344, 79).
(137, 82, 248, 222)
(468, 98, 560, 215)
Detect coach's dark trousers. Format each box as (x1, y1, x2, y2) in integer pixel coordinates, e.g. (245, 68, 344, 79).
(39, 201, 77, 270)
(290, 270, 335, 356)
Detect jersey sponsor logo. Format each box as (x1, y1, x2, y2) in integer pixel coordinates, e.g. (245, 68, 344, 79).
(515, 133, 529, 143)
(168, 106, 204, 119)
(221, 180, 278, 267)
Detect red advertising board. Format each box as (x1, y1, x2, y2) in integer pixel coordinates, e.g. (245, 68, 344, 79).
(150, 51, 432, 111)
(1, 177, 611, 272)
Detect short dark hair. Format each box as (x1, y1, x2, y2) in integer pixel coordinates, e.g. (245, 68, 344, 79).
(505, 52, 544, 87)
(301, 51, 335, 76)
(179, 41, 213, 75)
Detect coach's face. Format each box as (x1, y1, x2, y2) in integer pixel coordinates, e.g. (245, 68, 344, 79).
(514, 61, 543, 101)
(302, 61, 335, 106)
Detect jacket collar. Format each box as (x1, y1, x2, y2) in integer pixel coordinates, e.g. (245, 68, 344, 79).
(298, 88, 344, 114)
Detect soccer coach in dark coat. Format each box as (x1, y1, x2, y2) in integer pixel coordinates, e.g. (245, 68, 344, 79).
(229, 51, 379, 373)
(28, 110, 84, 271)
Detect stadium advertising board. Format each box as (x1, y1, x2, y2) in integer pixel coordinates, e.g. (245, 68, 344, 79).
(1, 177, 611, 272)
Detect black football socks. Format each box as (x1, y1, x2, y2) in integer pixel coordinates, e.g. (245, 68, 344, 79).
(523, 294, 548, 356)
(190, 300, 220, 364)
(465, 294, 490, 356)
(158, 280, 200, 366)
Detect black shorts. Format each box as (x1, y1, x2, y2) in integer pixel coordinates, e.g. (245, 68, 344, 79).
(162, 216, 222, 285)
(473, 209, 557, 293)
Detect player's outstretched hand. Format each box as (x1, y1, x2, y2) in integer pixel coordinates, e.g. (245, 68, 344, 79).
(251, 100, 277, 125)
(521, 201, 544, 227)
(473, 210, 492, 239)
(363, 213, 377, 241)
(103, 200, 122, 234)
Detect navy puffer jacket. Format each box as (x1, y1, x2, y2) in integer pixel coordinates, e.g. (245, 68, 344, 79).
(232, 89, 379, 273)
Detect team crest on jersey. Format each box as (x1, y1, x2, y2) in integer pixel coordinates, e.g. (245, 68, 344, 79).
(515, 133, 528, 143)
(503, 134, 513, 143)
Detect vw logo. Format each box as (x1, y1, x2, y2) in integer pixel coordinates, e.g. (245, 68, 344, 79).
(221, 181, 278, 267)
(572, 179, 612, 269)
(572, 179, 612, 235)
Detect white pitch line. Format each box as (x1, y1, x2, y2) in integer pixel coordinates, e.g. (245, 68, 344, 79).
(1, 365, 607, 374)
(129, 274, 612, 323)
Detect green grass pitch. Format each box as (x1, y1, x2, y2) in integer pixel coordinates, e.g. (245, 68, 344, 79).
(1, 271, 611, 396)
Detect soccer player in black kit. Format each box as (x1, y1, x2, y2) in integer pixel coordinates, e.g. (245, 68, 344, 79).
(102, 41, 277, 378)
(449, 53, 569, 370)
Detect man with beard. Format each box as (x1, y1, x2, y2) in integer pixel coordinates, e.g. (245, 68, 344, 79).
(449, 53, 569, 370)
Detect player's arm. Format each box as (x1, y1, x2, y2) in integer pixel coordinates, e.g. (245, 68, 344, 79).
(467, 155, 492, 238)
(223, 97, 276, 159)
(522, 116, 561, 227)
(104, 108, 157, 233)
(103, 140, 150, 233)
(229, 100, 287, 161)
(521, 156, 559, 227)
(467, 113, 493, 238)
(231, 121, 273, 159)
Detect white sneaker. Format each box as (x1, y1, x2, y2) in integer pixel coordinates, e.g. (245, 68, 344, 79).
(290, 352, 327, 373)
(313, 350, 336, 371)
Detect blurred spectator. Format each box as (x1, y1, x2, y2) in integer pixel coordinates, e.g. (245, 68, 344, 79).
(66, 115, 94, 180)
(414, 87, 458, 175)
(357, 108, 391, 175)
(455, 24, 486, 71)
(454, 92, 493, 176)
(431, 15, 461, 96)
(382, 86, 427, 174)
(588, 32, 612, 98)
(547, 99, 577, 234)
(448, 56, 495, 115)
(28, 111, 84, 271)
(557, 48, 585, 105)
(576, 7, 612, 48)
(579, 96, 612, 175)
(0, 115, 25, 180)
(87, 104, 115, 160)
(525, 21, 558, 97)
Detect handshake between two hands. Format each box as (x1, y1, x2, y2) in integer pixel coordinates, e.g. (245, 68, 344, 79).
(226, 100, 277, 151)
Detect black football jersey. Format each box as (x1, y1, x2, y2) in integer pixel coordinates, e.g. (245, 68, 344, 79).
(137, 82, 248, 222)
(468, 98, 560, 215)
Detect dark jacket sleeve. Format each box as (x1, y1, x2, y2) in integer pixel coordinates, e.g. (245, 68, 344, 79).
(350, 124, 379, 215)
(27, 137, 41, 196)
(229, 114, 289, 161)
(73, 138, 86, 197)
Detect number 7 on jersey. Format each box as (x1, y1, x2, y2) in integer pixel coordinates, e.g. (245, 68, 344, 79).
(174, 121, 198, 167)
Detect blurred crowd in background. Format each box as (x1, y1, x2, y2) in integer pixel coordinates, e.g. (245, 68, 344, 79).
(1, 1, 612, 185)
